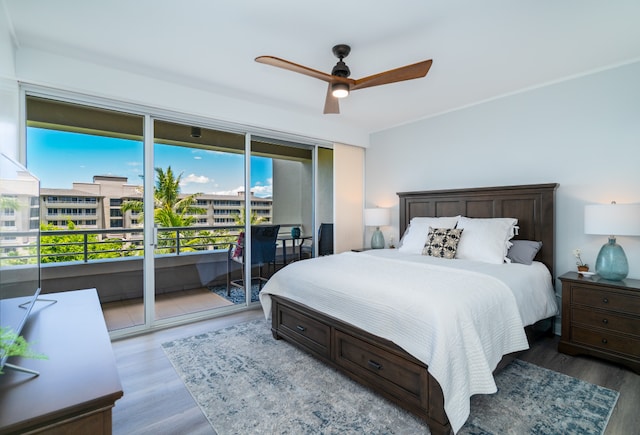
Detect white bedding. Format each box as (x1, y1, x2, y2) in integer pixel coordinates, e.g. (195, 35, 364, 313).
(259, 249, 558, 433)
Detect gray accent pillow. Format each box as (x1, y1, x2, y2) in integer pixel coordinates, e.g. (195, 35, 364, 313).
(422, 227, 463, 259)
(507, 240, 542, 265)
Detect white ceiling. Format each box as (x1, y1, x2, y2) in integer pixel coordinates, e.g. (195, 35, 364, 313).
(4, 0, 640, 134)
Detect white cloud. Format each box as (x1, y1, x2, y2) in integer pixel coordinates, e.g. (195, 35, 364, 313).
(181, 173, 210, 186)
(251, 184, 272, 198)
(212, 186, 245, 196)
(210, 179, 272, 198)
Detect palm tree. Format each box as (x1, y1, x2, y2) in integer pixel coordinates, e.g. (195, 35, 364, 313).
(121, 166, 209, 253)
(121, 166, 201, 227)
(233, 207, 265, 226)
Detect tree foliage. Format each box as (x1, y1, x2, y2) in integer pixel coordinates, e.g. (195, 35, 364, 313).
(120, 166, 231, 254)
(0, 196, 20, 212)
(121, 166, 202, 228)
(40, 221, 129, 263)
(234, 207, 265, 226)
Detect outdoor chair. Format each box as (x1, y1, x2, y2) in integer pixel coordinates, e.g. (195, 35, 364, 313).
(301, 223, 333, 258)
(226, 225, 280, 296)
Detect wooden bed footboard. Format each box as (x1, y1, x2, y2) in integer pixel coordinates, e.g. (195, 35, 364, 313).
(270, 295, 555, 435)
(270, 295, 452, 435)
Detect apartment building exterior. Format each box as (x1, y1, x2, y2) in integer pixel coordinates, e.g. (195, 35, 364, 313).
(40, 175, 272, 230)
(0, 156, 39, 253)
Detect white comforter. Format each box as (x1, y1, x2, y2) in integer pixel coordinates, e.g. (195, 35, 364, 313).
(259, 249, 558, 433)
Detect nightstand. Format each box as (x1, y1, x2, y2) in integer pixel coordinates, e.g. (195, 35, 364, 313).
(558, 272, 640, 374)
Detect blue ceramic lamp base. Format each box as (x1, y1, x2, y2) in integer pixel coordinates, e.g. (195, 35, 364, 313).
(371, 227, 385, 249)
(595, 237, 629, 281)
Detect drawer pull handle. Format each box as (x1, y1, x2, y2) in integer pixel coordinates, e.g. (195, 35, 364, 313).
(601, 338, 608, 344)
(602, 318, 608, 324)
(368, 360, 383, 371)
(602, 298, 609, 304)
(296, 325, 306, 332)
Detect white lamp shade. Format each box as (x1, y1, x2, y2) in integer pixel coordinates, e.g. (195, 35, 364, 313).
(364, 208, 391, 227)
(584, 204, 640, 236)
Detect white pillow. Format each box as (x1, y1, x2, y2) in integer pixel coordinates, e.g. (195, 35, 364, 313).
(455, 216, 518, 264)
(398, 216, 460, 254)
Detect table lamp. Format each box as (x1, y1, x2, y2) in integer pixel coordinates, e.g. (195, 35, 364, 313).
(584, 202, 640, 280)
(364, 208, 390, 249)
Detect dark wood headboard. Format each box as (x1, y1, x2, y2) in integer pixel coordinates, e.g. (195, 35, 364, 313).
(397, 183, 558, 277)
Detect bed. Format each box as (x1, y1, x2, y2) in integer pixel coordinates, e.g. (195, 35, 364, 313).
(259, 183, 559, 434)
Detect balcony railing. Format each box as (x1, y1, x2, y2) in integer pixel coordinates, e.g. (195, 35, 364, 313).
(0, 223, 303, 266)
(1, 223, 306, 306)
(0, 225, 245, 265)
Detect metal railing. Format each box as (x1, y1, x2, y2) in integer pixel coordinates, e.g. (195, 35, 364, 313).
(0, 223, 304, 266)
(0, 225, 243, 265)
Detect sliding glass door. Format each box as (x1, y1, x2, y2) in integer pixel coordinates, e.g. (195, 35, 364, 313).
(23, 89, 334, 336)
(152, 119, 249, 322)
(25, 95, 146, 331)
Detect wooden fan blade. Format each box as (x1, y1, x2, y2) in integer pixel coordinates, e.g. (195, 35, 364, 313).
(352, 59, 432, 91)
(256, 56, 335, 82)
(323, 83, 340, 114)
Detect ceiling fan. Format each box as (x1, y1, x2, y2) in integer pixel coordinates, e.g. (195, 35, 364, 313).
(255, 44, 433, 114)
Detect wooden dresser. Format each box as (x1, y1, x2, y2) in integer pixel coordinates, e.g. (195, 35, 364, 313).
(0, 289, 123, 434)
(558, 272, 640, 374)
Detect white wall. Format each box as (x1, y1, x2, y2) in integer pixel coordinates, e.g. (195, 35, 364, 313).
(0, 6, 15, 79)
(0, 7, 19, 161)
(367, 61, 640, 283)
(334, 143, 364, 252)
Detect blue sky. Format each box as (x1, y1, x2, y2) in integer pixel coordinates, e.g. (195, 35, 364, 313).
(26, 128, 273, 197)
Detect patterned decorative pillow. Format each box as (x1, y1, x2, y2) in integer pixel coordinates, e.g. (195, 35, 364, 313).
(398, 216, 460, 254)
(422, 227, 464, 259)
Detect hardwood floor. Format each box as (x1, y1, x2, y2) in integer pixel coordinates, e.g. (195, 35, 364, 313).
(111, 308, 263, 435)
(110, 311, 639, 434)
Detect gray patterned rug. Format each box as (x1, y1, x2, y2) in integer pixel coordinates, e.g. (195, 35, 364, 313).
(162, 319, 619, 435)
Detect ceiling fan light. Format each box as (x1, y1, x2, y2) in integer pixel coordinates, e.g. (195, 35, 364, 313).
(331, 83, 349, 98)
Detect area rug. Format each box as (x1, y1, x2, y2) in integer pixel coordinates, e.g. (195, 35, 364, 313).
(208, 284, 260, 304)
(162, 319, 619, 435)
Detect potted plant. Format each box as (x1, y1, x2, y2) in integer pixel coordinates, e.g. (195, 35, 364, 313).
(0, 327, 47, 374)
(573, 249, 589, 272)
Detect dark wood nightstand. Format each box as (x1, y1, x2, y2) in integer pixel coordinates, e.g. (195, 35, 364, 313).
(558, 272, 640, 374)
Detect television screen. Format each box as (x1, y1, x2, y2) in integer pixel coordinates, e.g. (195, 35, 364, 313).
(0, 153, 41, 373)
